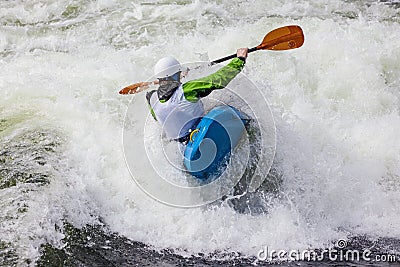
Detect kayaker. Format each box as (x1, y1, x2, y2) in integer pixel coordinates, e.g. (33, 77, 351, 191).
(147, 48, 248, 143)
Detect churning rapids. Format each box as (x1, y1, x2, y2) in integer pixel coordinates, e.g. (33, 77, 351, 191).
(1, 0, 400, 266)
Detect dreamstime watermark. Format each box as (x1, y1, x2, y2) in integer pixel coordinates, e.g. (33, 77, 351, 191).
(257, 239, 398, 263)
(122, 61, 276, 207)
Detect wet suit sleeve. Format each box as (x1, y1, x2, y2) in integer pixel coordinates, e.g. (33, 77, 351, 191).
(182, 57, 245, 103)
(146, 90, 157, 121)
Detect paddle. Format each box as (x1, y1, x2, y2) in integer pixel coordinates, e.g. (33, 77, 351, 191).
(211, 25, 304, 65)
(119, 80, 159, 95)
(119, 25, 304, 95)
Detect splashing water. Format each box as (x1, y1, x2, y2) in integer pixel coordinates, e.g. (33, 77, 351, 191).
(0, 0, 399, 265)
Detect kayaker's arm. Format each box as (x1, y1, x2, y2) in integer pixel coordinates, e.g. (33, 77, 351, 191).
(182, 55, 246, 103)
(146, 90, 158, 121)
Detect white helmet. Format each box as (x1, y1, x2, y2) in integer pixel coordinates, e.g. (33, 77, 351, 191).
(154, 56, 182, 78)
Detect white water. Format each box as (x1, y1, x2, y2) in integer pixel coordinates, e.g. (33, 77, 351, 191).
(1, 0, 400, 264)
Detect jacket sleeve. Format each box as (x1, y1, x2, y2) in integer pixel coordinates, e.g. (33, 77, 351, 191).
(146, 90, 157, 121)
(182, 57, 245, 102)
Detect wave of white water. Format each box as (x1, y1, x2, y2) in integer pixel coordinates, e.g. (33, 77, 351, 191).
(0, 0, 399, 264)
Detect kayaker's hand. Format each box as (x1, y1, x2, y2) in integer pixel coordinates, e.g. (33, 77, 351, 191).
(236, 48, 248, 60)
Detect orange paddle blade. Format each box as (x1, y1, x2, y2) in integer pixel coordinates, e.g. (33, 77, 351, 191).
(119, 81, 158, 95)
(258, 25, 304, 51)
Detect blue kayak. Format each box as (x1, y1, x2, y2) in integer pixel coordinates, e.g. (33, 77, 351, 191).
(183, 106, 249, 180)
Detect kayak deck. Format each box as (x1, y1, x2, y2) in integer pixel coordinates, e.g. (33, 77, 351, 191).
(183, 106, 248, 180)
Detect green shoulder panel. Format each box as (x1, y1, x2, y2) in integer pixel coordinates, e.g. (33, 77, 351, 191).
(182, 57, 245, 102)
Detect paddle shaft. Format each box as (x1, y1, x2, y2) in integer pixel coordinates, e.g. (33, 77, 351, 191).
(211, 47, 257, 65)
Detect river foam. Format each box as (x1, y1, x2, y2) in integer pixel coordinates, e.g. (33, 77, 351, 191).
(0, 0, 399, 264)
